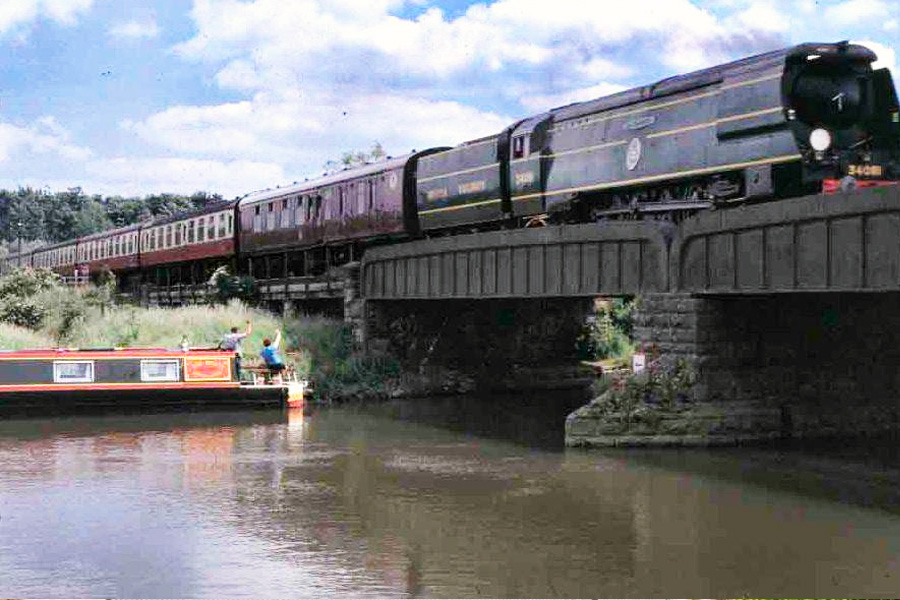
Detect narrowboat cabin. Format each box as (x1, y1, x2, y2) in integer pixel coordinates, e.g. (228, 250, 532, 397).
(0, 347, 304, 415)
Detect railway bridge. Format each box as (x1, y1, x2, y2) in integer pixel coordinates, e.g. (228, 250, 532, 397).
(358, 185, 900, 445)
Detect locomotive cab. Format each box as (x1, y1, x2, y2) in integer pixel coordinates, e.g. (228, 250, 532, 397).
(783, 42, 900, 183)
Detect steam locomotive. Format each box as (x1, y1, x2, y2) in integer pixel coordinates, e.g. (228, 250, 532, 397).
(4, 41, 899, 286)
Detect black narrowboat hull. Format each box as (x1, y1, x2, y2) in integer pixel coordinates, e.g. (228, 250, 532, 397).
(0, 385, 286, 417)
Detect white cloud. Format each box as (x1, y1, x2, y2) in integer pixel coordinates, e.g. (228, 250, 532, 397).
(520, 83, 629, 113)
(82, 157, 285, 198)
(824, 0, 891, 24)
(855, 39, 898, 79)
(152, 0, 787, 175)
(0, 0, 93, 35)
(123, 90, 511, 170)
(0, 117, 91, 163)
(108, 19, 159, 41)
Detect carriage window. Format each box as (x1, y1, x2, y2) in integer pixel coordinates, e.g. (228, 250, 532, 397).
(227, 213, 234, 235)
(217, 213, 226, 237)
(188, 220, 195, 243)
(53, 361, 94, 383)
(513, 135, 526, 159)
(296, 197, 304, 224)
(338, 188, 345, 215)
(281, 198, 291, 228)
(141, 359, 180, 382)
(175, 224, 182, 245)
(368, 180, 375, 210)
(266, 202, 276, 230)
(198, 217, 206, 242)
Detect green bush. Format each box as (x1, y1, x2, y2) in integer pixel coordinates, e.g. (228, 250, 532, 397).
(0, 298, 49, 329)
(577, 298, 635, 361)
(0, 268, 59, 299)
(210, 266, 257, 303)
(284, 315, 399, 400)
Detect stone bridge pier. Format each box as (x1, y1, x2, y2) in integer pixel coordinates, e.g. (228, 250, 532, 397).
(567, 292, 900, 446)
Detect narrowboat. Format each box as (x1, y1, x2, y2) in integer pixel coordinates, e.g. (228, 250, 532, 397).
(0, 347, 307, 415)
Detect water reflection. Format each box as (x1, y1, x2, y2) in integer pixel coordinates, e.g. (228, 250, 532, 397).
(0, 403, 900, 597)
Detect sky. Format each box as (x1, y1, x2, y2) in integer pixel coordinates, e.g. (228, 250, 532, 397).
(0, 0, 898, 199)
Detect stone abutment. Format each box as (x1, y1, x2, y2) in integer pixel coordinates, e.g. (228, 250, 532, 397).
(567, 292, 900, 446)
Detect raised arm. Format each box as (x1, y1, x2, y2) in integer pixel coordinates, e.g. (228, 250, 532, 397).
(273, 329, 282, 350)
(244, 320, 253, 336)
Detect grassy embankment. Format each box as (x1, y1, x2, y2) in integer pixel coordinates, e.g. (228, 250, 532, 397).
(0, 268, 397, 401)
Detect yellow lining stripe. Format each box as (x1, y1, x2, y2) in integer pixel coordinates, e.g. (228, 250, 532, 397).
(646, 106, 784, 139)
(425, 104, 786, 181)
(511, 154, 801, 202)
(550, 72, 782, 132)
(420, 198, 501, 215)
(418, 73, 785, 187)
(418, 162, 500, 184)
(429, 137, 497, 156)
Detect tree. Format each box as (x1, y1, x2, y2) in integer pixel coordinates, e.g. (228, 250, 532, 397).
(324, 141, 387, 174)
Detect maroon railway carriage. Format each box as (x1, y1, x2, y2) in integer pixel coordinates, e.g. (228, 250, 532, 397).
(76, 223, 142, 278)
(139, 200, 238, 269)
(32, 239, 78, 277)
(238, 149, 446, 277)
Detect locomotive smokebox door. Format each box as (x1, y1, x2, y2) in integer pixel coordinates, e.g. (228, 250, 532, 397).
(744, 165, 773, 199)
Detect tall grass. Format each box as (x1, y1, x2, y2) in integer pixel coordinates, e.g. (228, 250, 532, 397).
(0, 269, 397, 399)
(0, 323, 55, 350)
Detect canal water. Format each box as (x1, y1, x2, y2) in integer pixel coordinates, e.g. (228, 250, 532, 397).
(2, 393, 900, 597)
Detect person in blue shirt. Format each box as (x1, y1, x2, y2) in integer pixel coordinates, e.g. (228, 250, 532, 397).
(260, 329, 285, 375)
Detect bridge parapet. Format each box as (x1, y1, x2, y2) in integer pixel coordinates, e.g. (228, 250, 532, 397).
(362, 222, 672, 300)
(674, 186, 900, 294)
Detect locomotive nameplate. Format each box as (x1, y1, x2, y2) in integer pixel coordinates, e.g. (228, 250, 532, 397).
(458, 180, 486, 195)
(847, 164, 883, 178)
(624, 115, 656, 131)
(514, 171, 535, 186)
(425, 188, 449, 201)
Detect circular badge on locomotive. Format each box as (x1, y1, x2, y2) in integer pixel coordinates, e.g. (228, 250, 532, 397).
(626, 137, 642, 171)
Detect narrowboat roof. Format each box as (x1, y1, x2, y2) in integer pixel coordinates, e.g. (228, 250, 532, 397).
(0, 347, 231, 357)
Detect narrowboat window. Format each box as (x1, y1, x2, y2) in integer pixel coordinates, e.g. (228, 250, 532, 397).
(53, 361, 94, 383)
(513, 135, 526, 159)
(141, 359, 180, 382)
(198, 217, 206, 242)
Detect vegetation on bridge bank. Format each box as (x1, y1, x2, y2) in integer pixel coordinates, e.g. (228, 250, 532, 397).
(0, 268, 397, 401)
